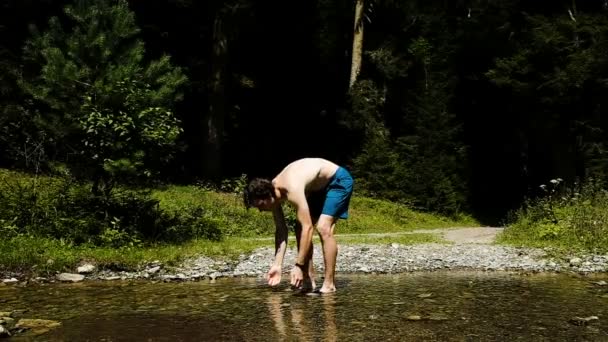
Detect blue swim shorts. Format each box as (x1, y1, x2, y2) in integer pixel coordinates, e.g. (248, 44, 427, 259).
(308, 166, 354, 220)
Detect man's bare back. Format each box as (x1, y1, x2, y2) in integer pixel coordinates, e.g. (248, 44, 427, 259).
(272, 158, 340, 196)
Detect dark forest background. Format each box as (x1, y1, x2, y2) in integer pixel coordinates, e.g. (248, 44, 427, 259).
(2, 0, 608, 225)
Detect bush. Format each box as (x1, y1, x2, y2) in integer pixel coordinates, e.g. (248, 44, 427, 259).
(0, 170, 223, 247)
(500, 177, 608, 252)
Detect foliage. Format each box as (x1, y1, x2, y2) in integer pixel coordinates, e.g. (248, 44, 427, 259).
(150, 182, 276, 238)
(17, 0, 187, 192)
(3, 0, 608, 228)
(486, 12, 608, 181)
(350, 23, 468, 216)
(0, 235, 269, 276)
(0, 169, 222, 248)
(79, 78, 183, 193)
(499, 177, 608, 252)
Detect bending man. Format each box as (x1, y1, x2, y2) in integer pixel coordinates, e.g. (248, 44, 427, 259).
(243, 157, 354, 293)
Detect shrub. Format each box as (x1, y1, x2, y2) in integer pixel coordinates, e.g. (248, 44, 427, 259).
(0, 170, 223, 247)
(500, 177, 608, 252)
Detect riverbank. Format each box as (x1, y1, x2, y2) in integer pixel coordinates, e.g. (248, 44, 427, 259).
(3, 227, 607, 286)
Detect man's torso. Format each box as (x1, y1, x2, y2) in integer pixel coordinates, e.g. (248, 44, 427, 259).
(272, 158, 339, 196)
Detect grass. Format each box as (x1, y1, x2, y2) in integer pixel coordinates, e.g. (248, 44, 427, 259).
(340, 196, 478, 233)
(0, 168, 475, 276)
(336, 233, 447, 245)
(495, 178, 608, 255)
(0, 233, 448, 276)
(150, 185, 276, 237)
(150, 185, 479, 236)
(0, 236, 270, 276)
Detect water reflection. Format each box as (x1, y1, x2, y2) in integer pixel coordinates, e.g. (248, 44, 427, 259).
(2, 271, 608, 341)
(266, 290, 338, 341)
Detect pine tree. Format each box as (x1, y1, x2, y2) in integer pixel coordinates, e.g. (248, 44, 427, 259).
(19, 0, 187, 194)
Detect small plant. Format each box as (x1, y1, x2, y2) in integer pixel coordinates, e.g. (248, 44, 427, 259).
(499, 177, 608, 252)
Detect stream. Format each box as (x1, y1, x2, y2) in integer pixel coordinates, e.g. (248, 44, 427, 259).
(1, 270, 607, 341)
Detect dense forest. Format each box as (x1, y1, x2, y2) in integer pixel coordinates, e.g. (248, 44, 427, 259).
(2, 0, 608, 225)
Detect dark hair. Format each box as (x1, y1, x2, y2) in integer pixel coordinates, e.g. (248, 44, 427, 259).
(243, 178, 275, 209)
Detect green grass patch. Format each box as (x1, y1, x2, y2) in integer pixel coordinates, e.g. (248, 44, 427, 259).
(0, 236, 269, 276)
(0, 168, 477, 276)
(340, 196, 478, 233)
(150, 185, 479, 236)
(496, 178, 608, 254)
(150, 185, 275, 237)
(336, 233, 447, 245)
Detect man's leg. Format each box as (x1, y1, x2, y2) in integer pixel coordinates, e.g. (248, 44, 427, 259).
(316, 214, 338, 293)
(294, 220, 316, 290)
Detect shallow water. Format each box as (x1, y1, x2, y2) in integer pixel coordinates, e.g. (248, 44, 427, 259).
(2, 271, 608, 341)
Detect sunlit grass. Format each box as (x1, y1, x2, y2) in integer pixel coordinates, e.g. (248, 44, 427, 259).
(0, 236, 269, 275)
(0, 168, 477, 276)
(495, 178, 608, 254)
(336, 233, 447, 245)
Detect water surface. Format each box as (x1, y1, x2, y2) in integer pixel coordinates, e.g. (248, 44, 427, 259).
(2, 271, 607, 341)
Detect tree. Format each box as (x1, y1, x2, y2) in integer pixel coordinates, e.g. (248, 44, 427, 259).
(19, 0, 187, 194)
(486, 11, 608, 183)
(349, 0, 366, 89)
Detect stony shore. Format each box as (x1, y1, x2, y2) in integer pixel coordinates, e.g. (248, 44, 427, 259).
(3, 240, 607, 286)
(0, 227, 608, 285)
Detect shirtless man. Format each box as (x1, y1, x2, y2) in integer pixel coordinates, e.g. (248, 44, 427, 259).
(243, 158, 354, 293)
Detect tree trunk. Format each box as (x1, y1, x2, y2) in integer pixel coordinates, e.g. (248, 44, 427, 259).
(349, 0, 365, 89)
(203, 14, 227, 180)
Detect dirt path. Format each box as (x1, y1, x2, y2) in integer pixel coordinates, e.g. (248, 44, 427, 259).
(337, 227, 505, 244)
(439, 227, 504, 244)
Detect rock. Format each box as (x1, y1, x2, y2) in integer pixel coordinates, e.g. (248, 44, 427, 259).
(146, 266, 161, 274)
(592, 280, 607, 286)
(15, 319, 61, 336)
(406, 315, 422, 321)
(0, 312, 12, 318)
(56, 273, 85, 282)
(2, 278, 17, 284)
(569, 316, 599, 326)
(569, 257, 582, 266)
(77, 264, 95, 274)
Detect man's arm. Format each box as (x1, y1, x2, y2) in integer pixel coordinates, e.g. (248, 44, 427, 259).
(271, 204, 289, 267)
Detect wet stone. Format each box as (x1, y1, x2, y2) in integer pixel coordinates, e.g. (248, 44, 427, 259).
(569, 316, 599, 326)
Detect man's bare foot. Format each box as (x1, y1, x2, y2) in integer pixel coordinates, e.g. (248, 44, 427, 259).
(319, 285, 336, 293)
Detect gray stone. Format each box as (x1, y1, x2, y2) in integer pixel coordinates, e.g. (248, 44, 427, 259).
(57, 273, 85, 282)
(77, 264, 96, 274)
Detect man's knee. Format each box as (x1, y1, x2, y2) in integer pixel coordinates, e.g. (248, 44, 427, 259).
(315, 222, 334, 240)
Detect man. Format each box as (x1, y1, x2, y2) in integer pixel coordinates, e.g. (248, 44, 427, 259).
(243, 157, 354, 293)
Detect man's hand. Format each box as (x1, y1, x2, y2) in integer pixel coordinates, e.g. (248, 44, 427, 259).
(290, 264, 305, 288)
(266, 265, 282, 286)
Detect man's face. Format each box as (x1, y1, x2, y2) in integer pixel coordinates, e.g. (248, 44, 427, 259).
(254, 197, 275, 211)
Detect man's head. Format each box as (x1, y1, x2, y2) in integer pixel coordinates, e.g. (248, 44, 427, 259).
(243, 178, 277, 211)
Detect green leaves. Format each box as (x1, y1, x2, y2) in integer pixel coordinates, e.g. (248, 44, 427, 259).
(18, 0, 187, 189)
(79, 78, 184, 180)
(487, 14, 608, 98)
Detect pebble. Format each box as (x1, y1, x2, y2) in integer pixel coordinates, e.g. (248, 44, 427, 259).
(102, 244, 607, 282)
(2, 243, 608, 284)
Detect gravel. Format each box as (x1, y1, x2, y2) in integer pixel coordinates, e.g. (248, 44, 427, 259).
(3, 235, 608, 284)
(57, 243, 608, 283)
